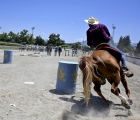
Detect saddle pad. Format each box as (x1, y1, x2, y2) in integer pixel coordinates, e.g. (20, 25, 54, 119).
(96, 43, 122, 60)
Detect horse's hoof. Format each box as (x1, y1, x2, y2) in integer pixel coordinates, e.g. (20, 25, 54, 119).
(123, 103, 131, 109)
(128, 99, 133, 105)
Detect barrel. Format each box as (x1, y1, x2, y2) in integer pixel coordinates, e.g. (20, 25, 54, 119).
(3, 50, 13, 63)
(56, 61, 78, 94)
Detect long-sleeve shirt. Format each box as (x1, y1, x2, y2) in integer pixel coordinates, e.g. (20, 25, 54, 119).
(86, 23, 111, 47)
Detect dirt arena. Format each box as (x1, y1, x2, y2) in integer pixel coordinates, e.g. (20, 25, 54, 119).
(0, 50, 140, 120)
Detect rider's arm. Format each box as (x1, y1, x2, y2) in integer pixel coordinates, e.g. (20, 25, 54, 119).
(100, 24, 111, 42)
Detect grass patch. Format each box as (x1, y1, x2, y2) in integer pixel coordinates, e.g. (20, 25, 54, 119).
(0, 45, 19, 50)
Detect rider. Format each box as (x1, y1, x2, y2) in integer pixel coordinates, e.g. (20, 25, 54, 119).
(85, 16, 133, 77)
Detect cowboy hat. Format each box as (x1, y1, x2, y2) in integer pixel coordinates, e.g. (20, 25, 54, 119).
(84, 16, 99, 25)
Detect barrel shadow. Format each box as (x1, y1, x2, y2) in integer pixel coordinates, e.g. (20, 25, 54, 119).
(49, 89, 69, 95)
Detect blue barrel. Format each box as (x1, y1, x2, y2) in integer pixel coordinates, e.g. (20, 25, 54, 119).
(3, 50, 13, 64)
(56, 61, 78, 94)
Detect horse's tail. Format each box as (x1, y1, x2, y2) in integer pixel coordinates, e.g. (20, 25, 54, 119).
(79, 56, 104, 106)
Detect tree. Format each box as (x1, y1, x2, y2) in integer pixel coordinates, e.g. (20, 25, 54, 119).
(0, 30, 66, 46)
(82, 45, 90, 50)
(0, 32, 9, 42)
(35, 36, 45, 45)
(135, 41, 140, 54)
(123, 45, 134, 54)
(117, 36, 124, 50)
(47, 33, 65, 46)
(117, 35, 134, 54)
(71, 42, 81, 48)
(26, 34, 32, 44)
(15, 32, 21, 43)
(8, 31, 17, 43)
(19, 29, 29, 43)
(123, 36, 131, 47)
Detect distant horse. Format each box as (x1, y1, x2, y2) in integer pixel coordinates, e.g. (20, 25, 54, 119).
(79, 43, 132, 109)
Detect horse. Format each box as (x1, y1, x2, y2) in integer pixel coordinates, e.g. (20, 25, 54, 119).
(79, 43, 132, 110)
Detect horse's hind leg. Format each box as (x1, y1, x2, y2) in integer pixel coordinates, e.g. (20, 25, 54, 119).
(120, 73, 133, 105)
(94, 84, 109, 106)
(120, 73, 130, 99)
(111, 81, 131, 109)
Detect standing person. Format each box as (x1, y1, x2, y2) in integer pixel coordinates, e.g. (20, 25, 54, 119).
(35, 44, 39, 53)
(46, 45, 50, 56)
(54, 46, 58, 56)
(75, 47, 78, 55)
(84, 16, 133, 77)
(49, 46, 52, 56)
(72, 48, 76, 57)
(58, 46, 62, 57)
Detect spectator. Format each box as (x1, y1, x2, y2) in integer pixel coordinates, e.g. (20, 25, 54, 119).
(58, 46, 62, 57)
(54, 46, 58, 56)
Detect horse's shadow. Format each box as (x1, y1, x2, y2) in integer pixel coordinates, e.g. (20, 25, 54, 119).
(59, 93, 114, 117)
(49, 89, 127, 118)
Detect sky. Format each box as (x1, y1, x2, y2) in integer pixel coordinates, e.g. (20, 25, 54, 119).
(0, 0, 140, 44)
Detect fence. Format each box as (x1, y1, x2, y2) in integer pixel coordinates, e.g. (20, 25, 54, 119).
(125, 56, 140, 66)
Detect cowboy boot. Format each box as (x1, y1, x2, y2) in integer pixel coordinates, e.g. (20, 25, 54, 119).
(122, 67, 134, 77)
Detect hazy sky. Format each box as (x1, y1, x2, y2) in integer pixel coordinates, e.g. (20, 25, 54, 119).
(0, 0, 140, 43)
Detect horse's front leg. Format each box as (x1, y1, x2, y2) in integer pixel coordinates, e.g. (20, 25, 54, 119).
(94, 84, 109, 106)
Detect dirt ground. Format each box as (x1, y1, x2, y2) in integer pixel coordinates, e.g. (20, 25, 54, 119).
(0, 50, 140, 120)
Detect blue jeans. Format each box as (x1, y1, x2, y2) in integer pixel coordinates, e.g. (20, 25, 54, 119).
(107, 42, 127, 68)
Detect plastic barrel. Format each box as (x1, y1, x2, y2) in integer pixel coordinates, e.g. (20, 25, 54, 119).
(3, 50, 13, 63)
(56, 61, 78, 94)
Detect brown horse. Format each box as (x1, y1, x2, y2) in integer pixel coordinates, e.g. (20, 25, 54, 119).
(79, 44, 131, 109)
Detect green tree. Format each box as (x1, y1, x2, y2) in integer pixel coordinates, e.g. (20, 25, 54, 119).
(35, 36, 45, 45)
(71, 42, 81, 48)
(82, 45, 90, 50)
(123, 46, 134, 54)
(117, 36, 124, 50)
(26, 34, 33, 44)
(47, 33, 65, 46)
(123, 36, 131, 47)
(0, 32, 9, 42)
(8, 31, 17, 43)
(117, 35, 134, 53)
(15, 32, 21, 43)
(135, 41, 140, 54)
(19, 29, 29, 44)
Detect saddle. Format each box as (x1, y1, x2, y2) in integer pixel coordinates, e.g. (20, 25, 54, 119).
(95, 43, 122, 61)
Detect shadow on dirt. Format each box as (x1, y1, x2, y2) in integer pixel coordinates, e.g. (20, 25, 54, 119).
(49, 89, 70, 95)
(50, 89, 129, 119)
(59, 94, 113, 117)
